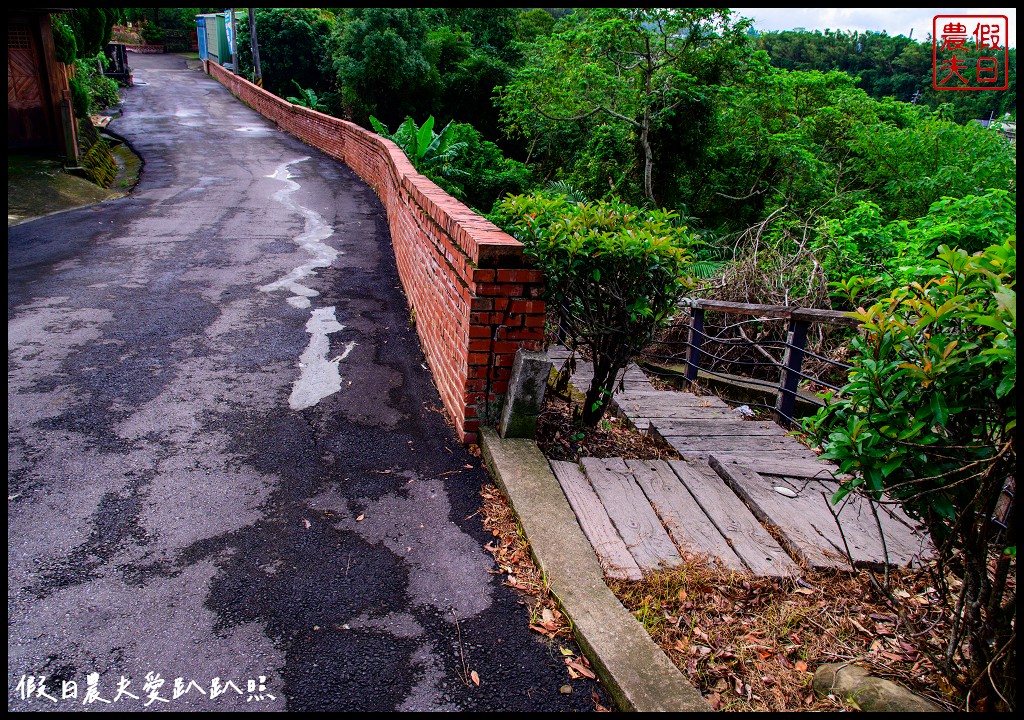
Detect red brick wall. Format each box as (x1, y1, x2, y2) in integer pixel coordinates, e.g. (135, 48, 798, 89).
(208, 63, 545, 444)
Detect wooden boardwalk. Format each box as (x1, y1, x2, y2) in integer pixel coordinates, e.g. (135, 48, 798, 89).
(547, 348, 933, 579)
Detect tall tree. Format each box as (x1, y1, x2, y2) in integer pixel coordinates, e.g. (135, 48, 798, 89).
(500, 8, 750, 204)
(234, 8, 336, 99)
(332, 8, 443, 128)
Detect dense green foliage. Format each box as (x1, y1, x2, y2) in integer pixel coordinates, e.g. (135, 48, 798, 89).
(754, 28, 1017, 124)
(369, 115, 468, 188)
(804, 237, 1016, 707)
(494, 193, 698, 425)
(821, 190, 1017, 301)
(332, 8, 443, 129)
(53, 10, 122, 118)
(235, 8, 336, 99)
(70, 57, 121, 116)
(500, 8, 750, 205)
(58, 9, 118, 60)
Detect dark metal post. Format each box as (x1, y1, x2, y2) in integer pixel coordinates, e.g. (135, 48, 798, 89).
(775, 317, 809, 426)
(684, 306, 704, 384)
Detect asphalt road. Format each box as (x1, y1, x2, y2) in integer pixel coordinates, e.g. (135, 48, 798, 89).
(7, 53, 605, 712)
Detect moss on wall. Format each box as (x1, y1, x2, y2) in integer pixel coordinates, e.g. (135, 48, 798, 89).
(76, 119, 118, 187)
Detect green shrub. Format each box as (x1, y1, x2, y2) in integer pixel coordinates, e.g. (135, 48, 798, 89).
(494, 193, 699, 425)
(52, 16, 78, 64)
(70, 55, 121, 116)
(139, 21, 165, 46)
(369, 115, 468, 187)
(804, 236, 1016, 708)
(285, 81, 326, 112)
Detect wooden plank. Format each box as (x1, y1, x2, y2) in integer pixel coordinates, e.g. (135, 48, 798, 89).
(782, 477, 933, 567)
(652, 419, 787, 437)
(707, 457, 870, 571)
(548, 349, 653, 394)
(581, 457, 683, 572)
(658, 434, 807, 452)
(691, 299, 792, 318)
(550, 460, 643, 581)
(613, 391, 730, 409)
(614, 394, 730, 408)
(667, 460, 799, 577)
(629, 407, 741, 422)
(791, 307, 861, 327)
(626, 459, 746, 571)
(705, 453, 841, 479)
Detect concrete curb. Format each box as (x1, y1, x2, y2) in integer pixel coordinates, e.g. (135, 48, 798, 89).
(479, 428, 711, 712)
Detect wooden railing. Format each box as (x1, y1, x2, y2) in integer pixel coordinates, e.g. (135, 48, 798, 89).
(641, 299, 860, 427)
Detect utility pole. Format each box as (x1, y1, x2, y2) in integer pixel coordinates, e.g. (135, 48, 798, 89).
(248, 8, 262, 87)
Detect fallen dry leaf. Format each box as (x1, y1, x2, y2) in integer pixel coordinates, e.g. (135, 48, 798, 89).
(355, 514, 365, 522)
(470, 670, 480, 686)
(566, 659, 596, 679)
(849, 618, 872, 635)
(794, 660, 808, 672)
(530, 624, 555, 638)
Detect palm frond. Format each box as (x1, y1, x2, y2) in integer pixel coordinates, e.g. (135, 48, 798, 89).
(545, 180, 588, 204)
(686, 260, 726, 279)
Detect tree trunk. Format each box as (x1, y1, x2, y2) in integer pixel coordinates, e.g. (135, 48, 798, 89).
(579, 355, 623, 426)
(640, 115, 655, 204)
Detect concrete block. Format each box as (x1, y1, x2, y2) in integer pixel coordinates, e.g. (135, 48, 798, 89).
(498, 349, 551, 438)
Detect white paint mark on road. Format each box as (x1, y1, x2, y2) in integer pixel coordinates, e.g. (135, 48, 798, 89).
(260, 157, 339, 309)
(290, 307, 346, 410)
(339, 341, 357, 361)
(328, 341, 357, 364)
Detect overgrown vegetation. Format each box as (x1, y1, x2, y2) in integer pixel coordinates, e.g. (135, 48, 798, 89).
(805, 238, 1016, 710)
(53, 9, 122, 117)
(754, 27, 1017, 124)
(494, 192, 699, 426)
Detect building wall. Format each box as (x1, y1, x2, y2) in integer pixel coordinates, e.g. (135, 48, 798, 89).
(207, 62, 546, 444)
(7, 11, 66, 155)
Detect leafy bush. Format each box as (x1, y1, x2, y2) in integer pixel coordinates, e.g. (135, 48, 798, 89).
(804, 236, 1016, 709)
(369, 115, 468, 189)
(285, 81, 326, 112)
(820, 189, 1017, 306)
(138, 21, 165, 46)
(494, 193, 699, 425)
(51, 16, 78, 64)
(69, 55, 121, 117)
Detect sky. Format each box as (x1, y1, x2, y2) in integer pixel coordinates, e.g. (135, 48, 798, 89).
(732, 7, 1017, 47)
